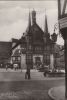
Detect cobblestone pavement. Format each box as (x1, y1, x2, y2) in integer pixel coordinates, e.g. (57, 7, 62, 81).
(0, 69, 65, 100)
(49, 86, 65, 100)
(0, 69, 64, 81)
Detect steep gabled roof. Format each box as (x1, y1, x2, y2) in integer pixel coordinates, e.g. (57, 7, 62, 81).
(34, 23, 44, 34)
(12, 39, 21, 50)
(12, 38, 19, 43)
(30, 23, 44, 45)
(12, 36, 26, 50)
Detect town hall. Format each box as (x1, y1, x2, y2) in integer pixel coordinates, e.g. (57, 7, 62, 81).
(11, 10, 57, 70)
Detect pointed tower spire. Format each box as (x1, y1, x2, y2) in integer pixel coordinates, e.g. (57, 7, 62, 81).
(28, 10, 31, 32)
(26, 10, 31, 33)
(32, 9, 36, 25)
(44, 10, 48, 35)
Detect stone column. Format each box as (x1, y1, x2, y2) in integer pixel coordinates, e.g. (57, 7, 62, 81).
(50, 54, 54, 70)
(21, 54, 26, 69)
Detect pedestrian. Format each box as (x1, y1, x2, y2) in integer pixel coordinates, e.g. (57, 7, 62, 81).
(6, 64, 8, 70)
(44, 69, 48, 77)
(25, 70, 28, 79)
(44, 71, 47, 77)
(27, 68, 31, 79)
(25, 65, 31, 79)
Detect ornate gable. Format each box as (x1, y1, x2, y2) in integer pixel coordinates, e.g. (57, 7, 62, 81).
(31, 23, 44, 45)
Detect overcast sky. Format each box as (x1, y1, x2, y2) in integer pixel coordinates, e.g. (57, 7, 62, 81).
(0, 1, 64, 45)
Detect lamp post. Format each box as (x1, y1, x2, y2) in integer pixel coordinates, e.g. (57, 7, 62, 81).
(58, 0, 67, 98)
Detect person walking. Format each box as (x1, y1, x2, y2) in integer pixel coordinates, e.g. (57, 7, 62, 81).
(6, 64, 8, 70)
(25, 65, 31, 79)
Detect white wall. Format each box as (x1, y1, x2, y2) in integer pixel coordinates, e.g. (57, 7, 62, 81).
(21, 54, 26, 69)
(50, 54, 54, 70)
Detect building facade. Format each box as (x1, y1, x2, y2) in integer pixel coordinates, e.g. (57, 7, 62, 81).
(12, 10, 57, 69)
(0, 41, 12, 68)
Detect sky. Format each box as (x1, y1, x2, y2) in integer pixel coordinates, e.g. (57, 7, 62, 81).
(0, 0, 64, 45)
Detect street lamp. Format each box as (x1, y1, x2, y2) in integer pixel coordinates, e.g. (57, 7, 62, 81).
(58, 0, 67, 98)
